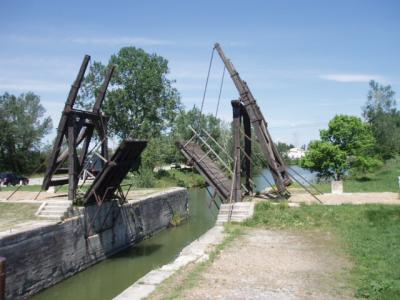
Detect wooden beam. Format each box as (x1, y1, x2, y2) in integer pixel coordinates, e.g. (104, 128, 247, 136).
(241, 103, 252, 194)
(231, 100, 241, 202)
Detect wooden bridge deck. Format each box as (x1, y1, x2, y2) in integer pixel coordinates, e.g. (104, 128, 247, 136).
(178, 141, 232, 202)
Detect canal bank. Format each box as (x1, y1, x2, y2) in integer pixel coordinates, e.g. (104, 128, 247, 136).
(0, 187, 190, 300)
(30, 188, 217, 300)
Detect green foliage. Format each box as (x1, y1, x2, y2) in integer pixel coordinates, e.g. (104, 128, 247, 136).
(301, 140, 348, 180)
(0, 92, 52, 174)
(348, 155, 383, 178)
(344, 156, 400, 192)
(172, 106, 223, 141)
(321, 114, 381, 176)
(362, 80, 400, 159)
(141, 136, 180, 169)
(302, 115, 382, 180)
(130, 167, 156, 188)
(321, 115, 375, 155)
(155, 169, 206, 188)
(244, 203, 400, 299)
(78, 47, 182, 139)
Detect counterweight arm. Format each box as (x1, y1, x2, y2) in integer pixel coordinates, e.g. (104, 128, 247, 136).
(214, 43, 291, 195)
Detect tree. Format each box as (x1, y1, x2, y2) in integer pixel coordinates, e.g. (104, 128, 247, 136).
(78, 47, 182, 139)
(301, 115, 381, 180)
(0, 92, 52, 173)
(362, 80, 400, 159)
(275, 142, 295, 161)
(300, 141, 347, 180)
(171, 107, 223, 141)
(320, 115, 375, 156)
(321, 115, 381, 175)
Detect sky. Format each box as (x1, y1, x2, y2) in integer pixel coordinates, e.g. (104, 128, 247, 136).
(0, 0, 399, 147)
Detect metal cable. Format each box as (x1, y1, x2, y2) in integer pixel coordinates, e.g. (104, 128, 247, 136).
(196, 47, 215, 131)
(215, 66, 225, 118)
(287, 166, 323, 195)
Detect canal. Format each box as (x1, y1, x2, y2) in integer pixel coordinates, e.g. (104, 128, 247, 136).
(32, 188, 218, 300)
(32, 166, 315, 299)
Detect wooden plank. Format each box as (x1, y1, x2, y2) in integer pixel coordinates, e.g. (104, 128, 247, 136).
(83, 140, 147, 205)
(178, 141, 232, 202)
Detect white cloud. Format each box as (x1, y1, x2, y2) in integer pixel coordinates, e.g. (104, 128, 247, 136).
(319, 73, 386, 83)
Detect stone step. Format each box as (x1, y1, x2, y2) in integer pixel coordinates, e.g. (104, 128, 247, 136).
(40, 210, 65, 215)
(217, 214, 249, 218)
(216, 202, 255, 225)
(220, 203, 252, 206)
(230, 216, 250, 221)
(38, 214, 63, 219)
(218, 208, 251, 212)
(43, 206, 69, 211)
(219, 210, 251, 214)
(45, 202, 71, 206)
(228, 212, 251, 216)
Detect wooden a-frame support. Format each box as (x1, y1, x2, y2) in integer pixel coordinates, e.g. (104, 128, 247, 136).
(41, 55, 115, 203)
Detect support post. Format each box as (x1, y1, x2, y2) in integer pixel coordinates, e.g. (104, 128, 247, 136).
(67, 114, 78, 203)
(101, 117, 109, 162)
(0, 257, 5, 300)
(231, 100, 241, 202)
(241, 104, 252, 193)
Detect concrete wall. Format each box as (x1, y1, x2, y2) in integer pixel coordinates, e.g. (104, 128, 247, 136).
(0, 188, 188, 300)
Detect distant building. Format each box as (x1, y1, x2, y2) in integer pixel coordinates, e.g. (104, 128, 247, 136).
(287, 147, 306, 159)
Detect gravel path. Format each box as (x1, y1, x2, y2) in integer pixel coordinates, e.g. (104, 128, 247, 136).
(158, 228, 355, 300)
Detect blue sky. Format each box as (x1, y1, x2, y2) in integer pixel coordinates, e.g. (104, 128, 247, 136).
(1, 0, 399, 146)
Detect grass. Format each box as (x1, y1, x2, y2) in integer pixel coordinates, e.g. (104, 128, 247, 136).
(344, 157, 400, 193)
(0, 185, 43, 192)
(154, 169, 206, 189)
(0, 202, 40, 231)
(244, 202, 400, 299)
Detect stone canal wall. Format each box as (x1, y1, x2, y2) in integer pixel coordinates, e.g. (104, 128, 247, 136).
(0, 187, 188, 300)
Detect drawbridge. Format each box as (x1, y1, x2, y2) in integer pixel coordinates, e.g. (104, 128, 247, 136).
(178, 141, 232, 201)
(39, 55, 148, 206)
(178, 43, 322, 204)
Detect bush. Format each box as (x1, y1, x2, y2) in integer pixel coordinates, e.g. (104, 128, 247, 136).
(131, 168, 156, 188)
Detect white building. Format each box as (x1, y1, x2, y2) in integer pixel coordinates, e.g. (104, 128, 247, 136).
(287, 147, 306, 159)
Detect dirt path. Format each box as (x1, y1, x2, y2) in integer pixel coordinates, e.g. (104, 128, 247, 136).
(289, 190, 399, 205)
(151, 228, 355, 299)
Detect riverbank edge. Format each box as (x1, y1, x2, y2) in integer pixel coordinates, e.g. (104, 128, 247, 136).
(0, 187, 188, 300)
(114, 225, 226, 300)
(114, 201, 257, 300)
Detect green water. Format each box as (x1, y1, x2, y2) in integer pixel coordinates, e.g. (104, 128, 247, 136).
(32, 188, 217, 300)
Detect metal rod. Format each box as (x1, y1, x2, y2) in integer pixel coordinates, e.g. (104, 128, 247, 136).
(189, 126, 249, 194)
(239, 147, 279, 194)
(201, 128, 234, 163)
(287, 173, 323, 204)
(189, 126, 233, 176)
(288, 166, 323, 195)
(229, 157, 237, 204)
